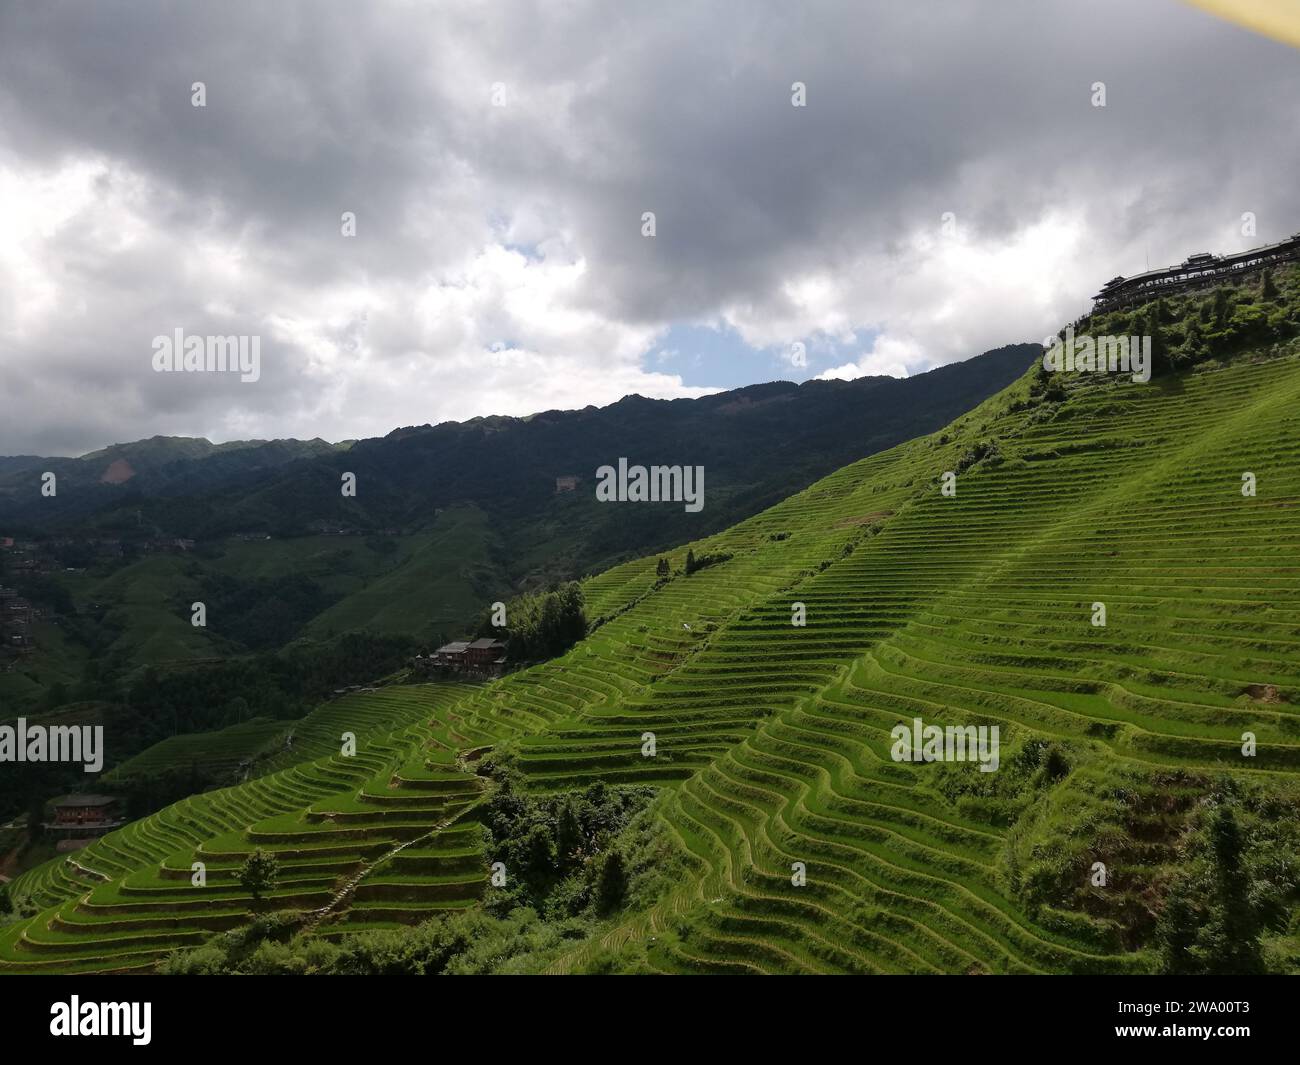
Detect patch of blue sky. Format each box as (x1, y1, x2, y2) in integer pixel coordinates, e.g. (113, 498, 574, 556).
(645, 322, 882, 388)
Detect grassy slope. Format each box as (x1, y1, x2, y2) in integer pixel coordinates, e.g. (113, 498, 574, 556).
(92, 557, 211, 664)
(0, 619, 86, 709)
(2, 507, 503, 714)
(5, 273, 1300, 974)
(105, 719, 289, 784)
(300, 505, 501, 641)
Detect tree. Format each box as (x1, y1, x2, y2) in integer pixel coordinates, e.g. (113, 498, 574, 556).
(655, 557, 670, 579)
(596, 849, 628, 915)
(1157, 804, 1266, 975)
(538, 594, 565, 656)
(1157, 883, 1201, 974)
(0, 882, 12, 916)
(684, 549, 696, 575)
(1208, 806, 1263, 972)
(238, 849, 280, 904)
(555, 800, 583, 870)
(1212, 287, 1231, 327)
(557, 582, 586, 646)
(1182, 320, 1207, 363)
(1261, 268, 1279, 300)
(490, 582, 586, 662)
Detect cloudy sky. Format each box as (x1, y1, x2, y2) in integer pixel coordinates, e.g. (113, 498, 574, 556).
(1, 0, 1297, 456)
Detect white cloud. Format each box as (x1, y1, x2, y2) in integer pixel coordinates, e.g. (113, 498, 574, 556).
(0, 155, 713, 453)
(816, 336, 916, 381)
(1, 0, 1297, 453)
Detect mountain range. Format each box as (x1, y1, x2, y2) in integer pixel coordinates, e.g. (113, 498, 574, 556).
(0, 345, 1038, 712)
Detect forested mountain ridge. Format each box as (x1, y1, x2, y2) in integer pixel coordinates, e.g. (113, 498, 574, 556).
(0, 345, 1036, 717)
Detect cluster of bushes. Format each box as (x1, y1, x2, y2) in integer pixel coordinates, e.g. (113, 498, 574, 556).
(649, 548, 735, 586)
(476, 766, 656, 918)
(1155, 780, 1300, 974)
(955, 439, 1001, 474)
(1004, 761, 1212, 952)
(1002, 761, 1300, 967)
(1083, 265, 1300, 375)
(683, 548, 733, 575)
(927, 737, 1072, 827)
(159, 905, 650, 975)
(1027, 363, 1067, 404)
(477, 581, 586, 662)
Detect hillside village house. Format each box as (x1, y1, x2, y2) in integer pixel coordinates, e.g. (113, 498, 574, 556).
(415, 637, 507, 678)
(465, 638, 507, 672)
(44, 795, 125, 846)
(432, 640, 470, 666)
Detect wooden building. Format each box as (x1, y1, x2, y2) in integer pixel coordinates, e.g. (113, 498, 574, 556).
(465, 638, 507, 674)
(413, 638, 507, 678)
(44, 795, 124, 839)
(1093, 232, 1300, 310)
(432, 641, 470, 667)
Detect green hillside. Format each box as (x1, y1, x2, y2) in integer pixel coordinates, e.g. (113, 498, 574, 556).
(1, 346, 1033, 716)
(0, 512, 499, 718)
(106, 719, 289, 785)
(5, 271, 1300, 974)
(300, 505, 501, 641)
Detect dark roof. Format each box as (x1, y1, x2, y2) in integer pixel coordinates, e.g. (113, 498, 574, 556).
(53, 794, 118, 808)
(1094, 233, 1300, 302)
(467, 638, 506, 650)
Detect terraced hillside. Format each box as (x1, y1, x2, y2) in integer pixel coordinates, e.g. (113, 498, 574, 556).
(107, 718, 294, 778)
(5, 276, 1300, 974)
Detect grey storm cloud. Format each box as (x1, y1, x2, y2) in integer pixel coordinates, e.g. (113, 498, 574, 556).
(1, 0, 1298, 455)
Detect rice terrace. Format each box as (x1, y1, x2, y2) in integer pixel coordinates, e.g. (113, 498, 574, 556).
(5, 259, 1300, 979)
(2, 0, 1300, 1041)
